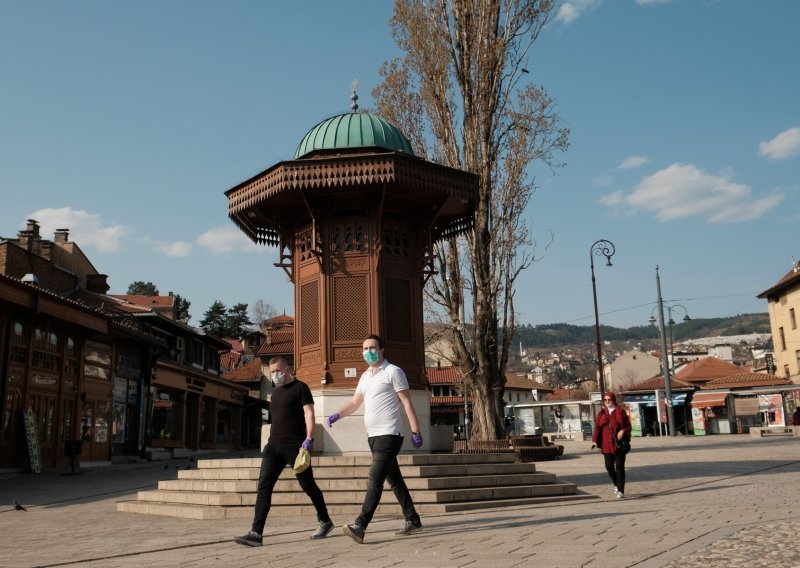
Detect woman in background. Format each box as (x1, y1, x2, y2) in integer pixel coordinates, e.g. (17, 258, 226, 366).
(591, 392, 632, 498)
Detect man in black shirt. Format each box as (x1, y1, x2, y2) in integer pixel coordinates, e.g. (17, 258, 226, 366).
(234, 356, 333, 546)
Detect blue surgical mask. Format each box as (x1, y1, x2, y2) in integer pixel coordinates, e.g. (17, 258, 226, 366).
(272, 372, 286, 387)
(363, 349, 380, 366)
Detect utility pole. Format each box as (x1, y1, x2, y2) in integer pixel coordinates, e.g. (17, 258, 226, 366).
(655, 266, 676, 436)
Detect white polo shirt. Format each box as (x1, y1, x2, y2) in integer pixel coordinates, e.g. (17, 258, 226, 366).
(356, 359, 409, 437)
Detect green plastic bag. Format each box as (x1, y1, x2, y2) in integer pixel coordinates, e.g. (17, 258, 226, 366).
(293, 447, 311, 474)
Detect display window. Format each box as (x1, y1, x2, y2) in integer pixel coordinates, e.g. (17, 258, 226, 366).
(151, 389, 182, 441)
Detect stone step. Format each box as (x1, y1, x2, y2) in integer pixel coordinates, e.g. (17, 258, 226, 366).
(176, 461, 539, 481)
(116, 453, 591, 520)
(117, 489, 594, 521)
(196, 452, 518, 470)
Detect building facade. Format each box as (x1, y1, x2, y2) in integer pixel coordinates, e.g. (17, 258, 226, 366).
(758, 261, 800, 383)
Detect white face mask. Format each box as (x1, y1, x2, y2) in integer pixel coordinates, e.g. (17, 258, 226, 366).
(271, 371, 286, 387)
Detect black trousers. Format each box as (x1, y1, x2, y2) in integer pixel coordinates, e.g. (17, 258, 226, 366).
(251, 440, 330, 534)
(355, 434, 420, 529)
(603, 451, 627, 493)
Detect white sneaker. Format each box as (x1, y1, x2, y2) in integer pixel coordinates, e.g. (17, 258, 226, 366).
(616, 492, 624, 499)
(613, 486, 619, 494)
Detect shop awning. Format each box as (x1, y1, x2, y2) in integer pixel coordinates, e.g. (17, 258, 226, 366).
(690, 392, 729, 408)
(623, 393, 688, 407)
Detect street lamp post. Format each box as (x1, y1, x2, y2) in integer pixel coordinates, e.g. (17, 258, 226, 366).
(590, 239, 616, 395)
(666, 305, 691, 379)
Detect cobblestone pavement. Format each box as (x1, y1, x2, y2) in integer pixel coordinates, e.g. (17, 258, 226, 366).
(1, 435, 799, 568)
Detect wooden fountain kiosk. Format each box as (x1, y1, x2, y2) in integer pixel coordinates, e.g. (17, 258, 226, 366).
(226, 104, 477, 453)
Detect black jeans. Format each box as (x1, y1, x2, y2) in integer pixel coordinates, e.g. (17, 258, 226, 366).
(356, 434, 420, 529)
(251, 440, 330, 534)
(603, 451, 627, 493)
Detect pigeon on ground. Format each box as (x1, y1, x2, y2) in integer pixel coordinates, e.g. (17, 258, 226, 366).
(13, 501, 27, 511)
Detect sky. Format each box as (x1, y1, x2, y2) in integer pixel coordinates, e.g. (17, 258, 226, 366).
(1, 0, 798, 330)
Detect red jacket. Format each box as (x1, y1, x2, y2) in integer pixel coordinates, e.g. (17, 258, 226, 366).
(592, 406, 632, 454)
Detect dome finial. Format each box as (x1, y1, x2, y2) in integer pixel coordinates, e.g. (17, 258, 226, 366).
(350, 79, 359, 112)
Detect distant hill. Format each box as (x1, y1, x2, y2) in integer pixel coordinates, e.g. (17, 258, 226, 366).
(514, 313, 771, 348)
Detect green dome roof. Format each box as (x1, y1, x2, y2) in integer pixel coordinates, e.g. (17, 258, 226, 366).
(294, 112, 414, 159)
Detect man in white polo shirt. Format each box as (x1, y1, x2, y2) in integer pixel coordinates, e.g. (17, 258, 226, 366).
(326, 334, 423, 544)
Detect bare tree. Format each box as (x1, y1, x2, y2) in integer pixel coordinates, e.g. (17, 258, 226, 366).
(374, 0, 569, 439)
(251, 299, 279, 332)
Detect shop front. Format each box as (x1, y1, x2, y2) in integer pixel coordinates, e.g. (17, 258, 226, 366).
(622, 391, 690, 436)
(508, 400, 596, 439)
(148, 362, 246, 455)
(690, 391, 731, 435)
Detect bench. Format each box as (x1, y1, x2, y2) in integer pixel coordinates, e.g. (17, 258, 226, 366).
(452, 439, 514, 454)
(509, 435, 564, 462)
(749, 426, 799, 438)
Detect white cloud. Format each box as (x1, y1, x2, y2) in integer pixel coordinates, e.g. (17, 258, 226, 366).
(27, 207, 130, 253)
(594, 175, 613, 186)
(155, 241, 193, 257)
(555, 0, 601, 24)
(759, 127, 800, 161)
(196, 225, 265, 254)
(600, 162, 784, 223)
(617, 155, 648, 170)
(598, 190, 623, 206)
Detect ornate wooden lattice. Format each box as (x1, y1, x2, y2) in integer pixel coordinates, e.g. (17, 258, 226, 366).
(333, 275, 369, 342)
(383, 224, 410, 256)
(331, 223, 367, 254)
(384, 277, 412, 342)
(296, 225, 317, 263)
(299, 281, 320, 347)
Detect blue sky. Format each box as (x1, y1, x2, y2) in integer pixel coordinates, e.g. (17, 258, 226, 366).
(1, 1, 798, 329)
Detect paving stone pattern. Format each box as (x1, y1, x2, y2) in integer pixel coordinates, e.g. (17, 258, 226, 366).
(1, 435, 799, 568)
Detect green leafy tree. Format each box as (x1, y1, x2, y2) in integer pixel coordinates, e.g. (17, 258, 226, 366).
(127, 281, 159, 296)
(374, 0, 568, 440)
(199, 300, 228, 337)
(172, 294, 191, 323)
(225, 303, 253, 338)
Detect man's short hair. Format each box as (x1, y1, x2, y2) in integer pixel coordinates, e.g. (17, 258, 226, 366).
(269, 355, 288, 367)
(364, 334, 384, 349)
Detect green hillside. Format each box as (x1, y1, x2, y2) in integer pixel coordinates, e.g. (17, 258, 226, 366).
(514, 313, 771, 348)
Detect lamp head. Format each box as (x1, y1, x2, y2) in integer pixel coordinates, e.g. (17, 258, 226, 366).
(682, 315, 691, 323)
(648, 316, 657, 326)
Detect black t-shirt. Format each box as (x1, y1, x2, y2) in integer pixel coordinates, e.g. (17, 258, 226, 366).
(268, 378, 313, 443)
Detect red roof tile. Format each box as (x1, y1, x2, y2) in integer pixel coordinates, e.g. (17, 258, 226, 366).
(702, 373, 790, 389)
(426, 367, 462, 384)
(256, 327, 294, 356)
(758, 263, 800, 299)
(675, 357, 744, 384)
(546, 388, 590, 400)
(112, 294, 175, 308)
(626, 375, 694, 392)
(222, 358, 265, 383)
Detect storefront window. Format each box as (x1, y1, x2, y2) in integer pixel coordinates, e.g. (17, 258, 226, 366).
(84, 340, 112, 380)
(94, 401, 110, 443)
(151, 389, 182, 441)
(200, 398, 215, 443)
(112, 402, 126, 444)
(216, 404, 233, 445)
(81, 402, 93, 441)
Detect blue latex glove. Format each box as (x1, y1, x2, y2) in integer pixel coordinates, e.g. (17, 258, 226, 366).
(326, 413, 340, 428)
(411, 432, 423, 449)
(301, 438, 313, 452)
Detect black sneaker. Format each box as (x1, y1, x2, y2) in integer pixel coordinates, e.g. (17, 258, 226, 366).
(395, 519, 423, 536)
(343, 523, 365, 544)
(311, 520, 334, 539)
(234, 530, 263, 547)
